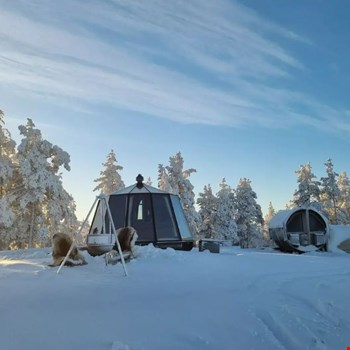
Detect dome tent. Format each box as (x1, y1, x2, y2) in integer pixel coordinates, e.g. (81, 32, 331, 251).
(269, 207, 329, 253)
(87, 175, 194, 255)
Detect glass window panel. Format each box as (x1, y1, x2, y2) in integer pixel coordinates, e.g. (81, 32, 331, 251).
(153, 195, 179, 240)
(89, 201, 103, 234)
(170, 195, 192, 239)
(309, 212, 325, 232)
(128, 194, 154, 241)
(104, 195, 127, 232)
(286, 212, 304, 232)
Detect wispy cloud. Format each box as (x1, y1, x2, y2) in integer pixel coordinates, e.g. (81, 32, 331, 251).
(0, 0, 347, 133)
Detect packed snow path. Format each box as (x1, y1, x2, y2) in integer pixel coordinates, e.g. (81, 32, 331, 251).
(0, 246, 349, 350)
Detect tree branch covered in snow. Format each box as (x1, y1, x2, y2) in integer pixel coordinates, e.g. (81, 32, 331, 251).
(0, 114, 77, 249)
(159, 152, 201, 237)
(93, 149, 125, 194)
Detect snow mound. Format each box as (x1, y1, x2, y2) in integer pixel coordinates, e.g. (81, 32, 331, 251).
(0, 247, 51, 260)
(1, 246, 350, 350)
(134, 244, 180, 260)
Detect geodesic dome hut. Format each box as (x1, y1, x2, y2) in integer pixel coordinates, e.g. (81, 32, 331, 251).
(269, 207, 329, 253)
(87, 175, 194, 255)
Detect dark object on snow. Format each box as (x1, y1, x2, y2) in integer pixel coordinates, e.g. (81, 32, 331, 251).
(198, 239, 221, 253)
(88, 175, 194, 252)
(113, 226, 138, 253)
(49, 232, 87, 267)
(269, 207, 328, 253)
(338, 238, 350, 253)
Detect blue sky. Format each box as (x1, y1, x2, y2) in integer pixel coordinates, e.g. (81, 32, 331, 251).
(1, 0, 350, 220)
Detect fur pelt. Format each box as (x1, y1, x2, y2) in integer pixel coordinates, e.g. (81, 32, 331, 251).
(107, 227, 138, 264)
(114, 226, 138, 255)
(49, 232, 87, 267)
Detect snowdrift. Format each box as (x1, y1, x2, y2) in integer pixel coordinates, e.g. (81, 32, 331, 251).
(0, 245, 350, 350)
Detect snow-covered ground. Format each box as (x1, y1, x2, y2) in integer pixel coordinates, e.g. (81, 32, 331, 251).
(0, 245, 349, 350)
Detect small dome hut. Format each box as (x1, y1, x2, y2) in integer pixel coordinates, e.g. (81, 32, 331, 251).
(87, 175, 194, 255)
(269, 207, 329, 252)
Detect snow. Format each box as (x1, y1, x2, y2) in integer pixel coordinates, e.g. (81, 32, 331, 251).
(269, 209, 294, 229)
(0, 245, 350, 350)
(328, 225, 350, 253)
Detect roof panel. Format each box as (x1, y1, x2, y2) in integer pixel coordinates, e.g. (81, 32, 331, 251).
(110, 184, 168, 195)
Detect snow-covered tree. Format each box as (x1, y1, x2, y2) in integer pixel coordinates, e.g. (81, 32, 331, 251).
(93, 149, 125, 194)
(0, 110, 18, 248)
(158, 164, 173, 193)
(235, 178, 264, 248)
(337, 172, 350, 224)
(159, 152, 201, 237)
(263, 201, 276, 242)
(0, 110, 17, 196)
(15, 118, 73, 247)
(145, 177, 152, 186)
(0, 196, 16, 249)
(215, 178, 238, 243)
(290, 162, 321, 208)
(197, 184, 218, 239)
(44, 189, 79, 243)
(320, 158, 341, 224)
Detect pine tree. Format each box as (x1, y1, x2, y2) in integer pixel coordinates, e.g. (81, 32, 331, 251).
(0, 110, 18, 249)
(197, 184, 218, 239)
(263, 201, 275, 242)
(158, 164, 174, 193)
(160, 152, 201, 237)
(0, 110, 17, 196)
(337, 172, 350, 224)
(320, 158, 341, 224)
(291, 162, 321, 208)
(16, 118, 73, 248)
(235, 178, 264, 248)
(93, 149, 125, 194)
(215, 178, 238, 243)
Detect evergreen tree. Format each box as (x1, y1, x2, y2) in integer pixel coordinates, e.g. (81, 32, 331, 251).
(320, 158, 341, 224)
(197, 184, 218, 239)
(215, 178, 238, 243)
(16, 118, 73, 248)
(159, 152, 201, 237)
(0, 110, 17, 196)
(158, 164, 173, 193)
(43, 189, 78, 245)
(0, 110, 18, 249)
(291, 162, 321, 208)
(235, 178, 264, 248)
(93, 149, 125, 194)
(337, 172, 350, 224)
(263, 201, 275, 242)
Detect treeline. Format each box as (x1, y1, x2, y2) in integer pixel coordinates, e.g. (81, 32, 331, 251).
(2, 110, 349, 250)
(95, 151, 266, 248)
(289, 160, 350, 225)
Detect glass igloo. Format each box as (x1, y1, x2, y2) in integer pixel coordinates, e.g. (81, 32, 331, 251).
(269, 207, 329, 252)
(88, 175, 194, 253)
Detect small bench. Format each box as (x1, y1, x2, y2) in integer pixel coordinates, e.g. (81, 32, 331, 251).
(198, 238, 226, 253)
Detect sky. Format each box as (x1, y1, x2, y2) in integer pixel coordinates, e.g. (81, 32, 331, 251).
(1, 0, 350, 220)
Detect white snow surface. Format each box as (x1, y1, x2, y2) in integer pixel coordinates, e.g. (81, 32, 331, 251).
(0, 245, 349, 350)
(328, 225, 350, 253)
